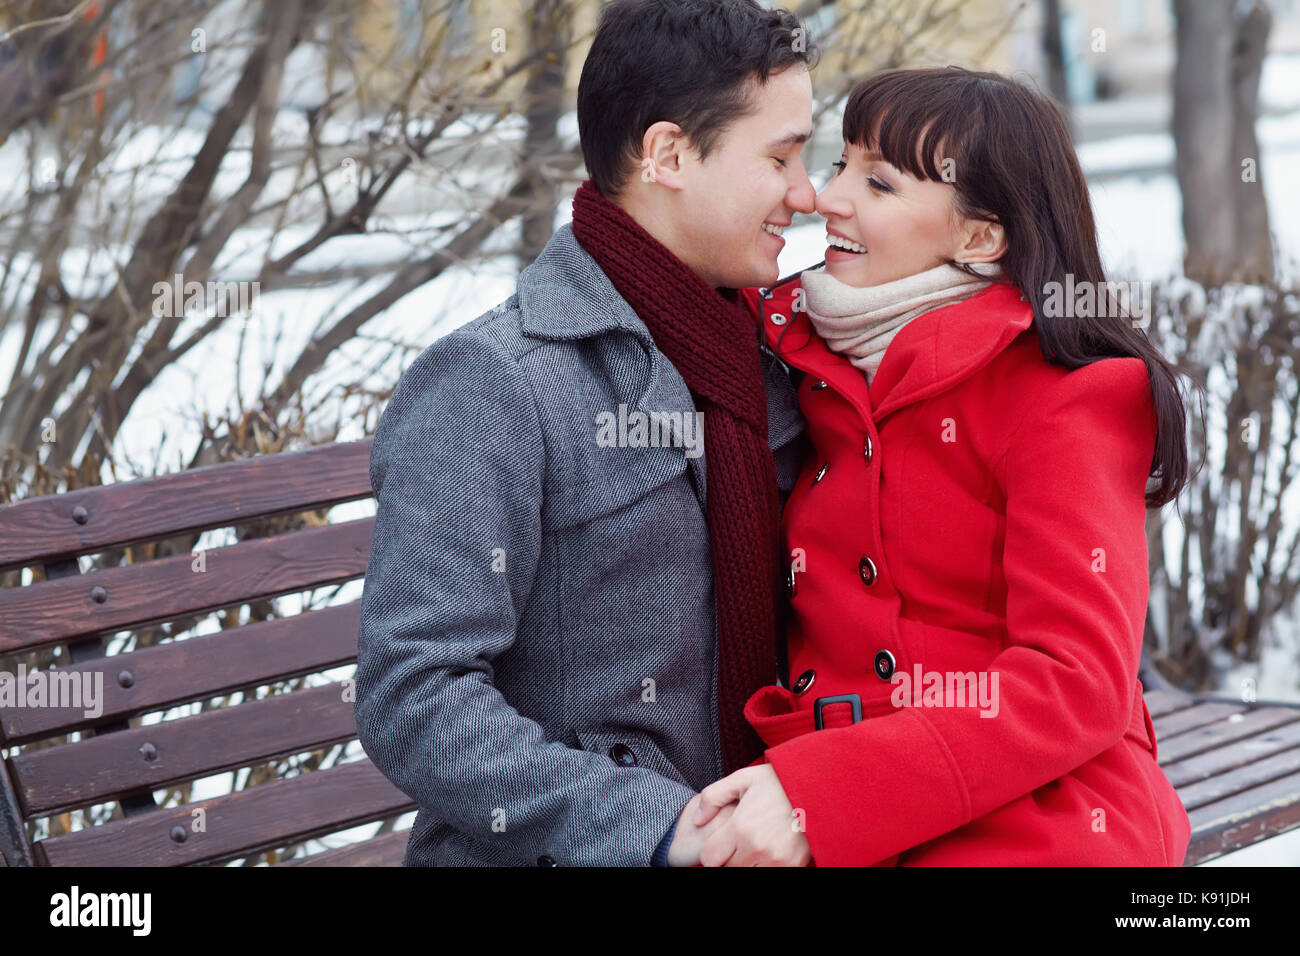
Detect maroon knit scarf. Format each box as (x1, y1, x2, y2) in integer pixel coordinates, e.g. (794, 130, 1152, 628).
(570, 179, 778, 775)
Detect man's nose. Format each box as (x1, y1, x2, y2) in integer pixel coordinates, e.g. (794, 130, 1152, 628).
(787, 169, 816, 215)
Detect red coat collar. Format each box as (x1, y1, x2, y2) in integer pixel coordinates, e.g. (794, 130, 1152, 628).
(742, 279, 1034, 423)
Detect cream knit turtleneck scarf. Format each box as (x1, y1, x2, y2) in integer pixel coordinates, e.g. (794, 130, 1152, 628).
(800, 261, 1004, 386)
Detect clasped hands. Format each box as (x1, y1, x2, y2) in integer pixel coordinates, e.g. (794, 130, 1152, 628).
(665, 764, 812, 866)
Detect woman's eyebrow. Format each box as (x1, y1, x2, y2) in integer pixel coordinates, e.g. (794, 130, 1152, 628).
(862, 149, 906, 173)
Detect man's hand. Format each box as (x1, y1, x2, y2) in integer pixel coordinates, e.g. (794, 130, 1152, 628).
(664, 792, 737, 867)
(693, 764, 812, 866)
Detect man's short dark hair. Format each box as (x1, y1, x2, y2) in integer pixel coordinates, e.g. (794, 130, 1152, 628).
(577, 0, 818, 198)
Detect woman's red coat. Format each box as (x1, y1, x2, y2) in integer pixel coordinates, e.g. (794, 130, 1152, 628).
(738, 278, 1191, 866)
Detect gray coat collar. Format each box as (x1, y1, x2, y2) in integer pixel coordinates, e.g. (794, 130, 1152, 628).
(517, 224, 656, 346)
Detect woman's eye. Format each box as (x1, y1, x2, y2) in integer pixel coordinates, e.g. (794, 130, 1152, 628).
(867, 175, 893, 194)
(831, 161, 846, 175)
(774, 157, 787, 169)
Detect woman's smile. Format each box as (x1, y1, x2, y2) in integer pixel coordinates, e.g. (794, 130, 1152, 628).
(825, 227, 868, 261)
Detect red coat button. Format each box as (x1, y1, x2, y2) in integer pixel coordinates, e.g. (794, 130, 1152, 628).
(859, 555, 878, 586)
(874, 650, 896, 680)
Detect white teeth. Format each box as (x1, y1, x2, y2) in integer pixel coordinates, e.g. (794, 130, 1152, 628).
(827, 233, 867, 254)
(762, 223, 786, 237)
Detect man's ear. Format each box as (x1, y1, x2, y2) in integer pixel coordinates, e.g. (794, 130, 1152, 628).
(639, 120, 688, 190)
(954, 217, 1007, 264)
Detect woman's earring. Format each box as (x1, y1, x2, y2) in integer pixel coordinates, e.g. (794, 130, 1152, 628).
(640, 157, 656, 183)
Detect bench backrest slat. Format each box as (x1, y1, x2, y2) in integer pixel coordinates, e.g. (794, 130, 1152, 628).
(0, 603, 361, 745)
(0, 518, 373, 653)
(278, 827, 410, 866)
(12, 683, 358, 816)
(0, 439, 373, 574)
(32, 758, 412, 866)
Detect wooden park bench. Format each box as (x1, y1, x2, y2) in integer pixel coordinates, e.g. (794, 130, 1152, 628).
(0, 438, 413, 866)
(1138, 663, 1300, 863)
(1, 437, 1297, 865)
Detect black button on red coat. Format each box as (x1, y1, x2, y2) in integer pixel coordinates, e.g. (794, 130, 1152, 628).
(859, 555, 878, 586)
(874, 649, 896, 681)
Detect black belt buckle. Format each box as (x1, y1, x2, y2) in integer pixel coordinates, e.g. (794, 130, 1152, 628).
(813, 693, 862, 730)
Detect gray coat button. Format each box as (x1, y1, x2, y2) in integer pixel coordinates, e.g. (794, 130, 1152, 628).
(608, 743, 637, 766)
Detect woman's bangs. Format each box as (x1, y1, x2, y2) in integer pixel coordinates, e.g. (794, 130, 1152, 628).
(843, 73, 971, 183)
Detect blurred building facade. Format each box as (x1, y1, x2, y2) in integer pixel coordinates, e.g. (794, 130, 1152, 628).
(1012, 0, 1300, 104)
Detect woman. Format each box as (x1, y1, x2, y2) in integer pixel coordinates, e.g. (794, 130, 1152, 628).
(694, 67, 1193, 866)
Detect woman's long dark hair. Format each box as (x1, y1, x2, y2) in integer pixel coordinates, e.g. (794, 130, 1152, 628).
(833, 66, 1192, 509)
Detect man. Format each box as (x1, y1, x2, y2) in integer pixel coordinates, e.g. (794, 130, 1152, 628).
(354, 0, 817, 866)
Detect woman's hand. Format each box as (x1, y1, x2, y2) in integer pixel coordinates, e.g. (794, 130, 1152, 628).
(665, 792, 738, 866)
(693, 765, 813, 866)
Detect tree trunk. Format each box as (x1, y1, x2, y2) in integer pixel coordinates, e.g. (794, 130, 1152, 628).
(521, 0, 571, 263)
(1172, 0, 1235, 285)
(1172, 0, 1274, 286)
(1040, 0, 1071, 129)
(1230, 0, 1274, 284)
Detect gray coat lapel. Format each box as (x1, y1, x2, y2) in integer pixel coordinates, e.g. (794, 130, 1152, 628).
(518, 224, 708, 507)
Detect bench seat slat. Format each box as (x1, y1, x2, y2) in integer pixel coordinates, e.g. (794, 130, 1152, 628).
(0, 518, 373, 653)
(32, 757, 413, 866)
(11, 684, 358, 815)
(0, 440, 372, 575)
(0, 603, 362, 745)
(1163, 713, 1300, 787)
(1158, 707, 1300, 772)
(1152, 701, 1249, 739)
(1176, 743, 1300, 811)
(1186, 768, 1300, 865)
(1142, 687, 1198, 719)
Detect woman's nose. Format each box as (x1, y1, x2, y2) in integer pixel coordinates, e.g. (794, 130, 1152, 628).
(815, 179, 850, 220)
